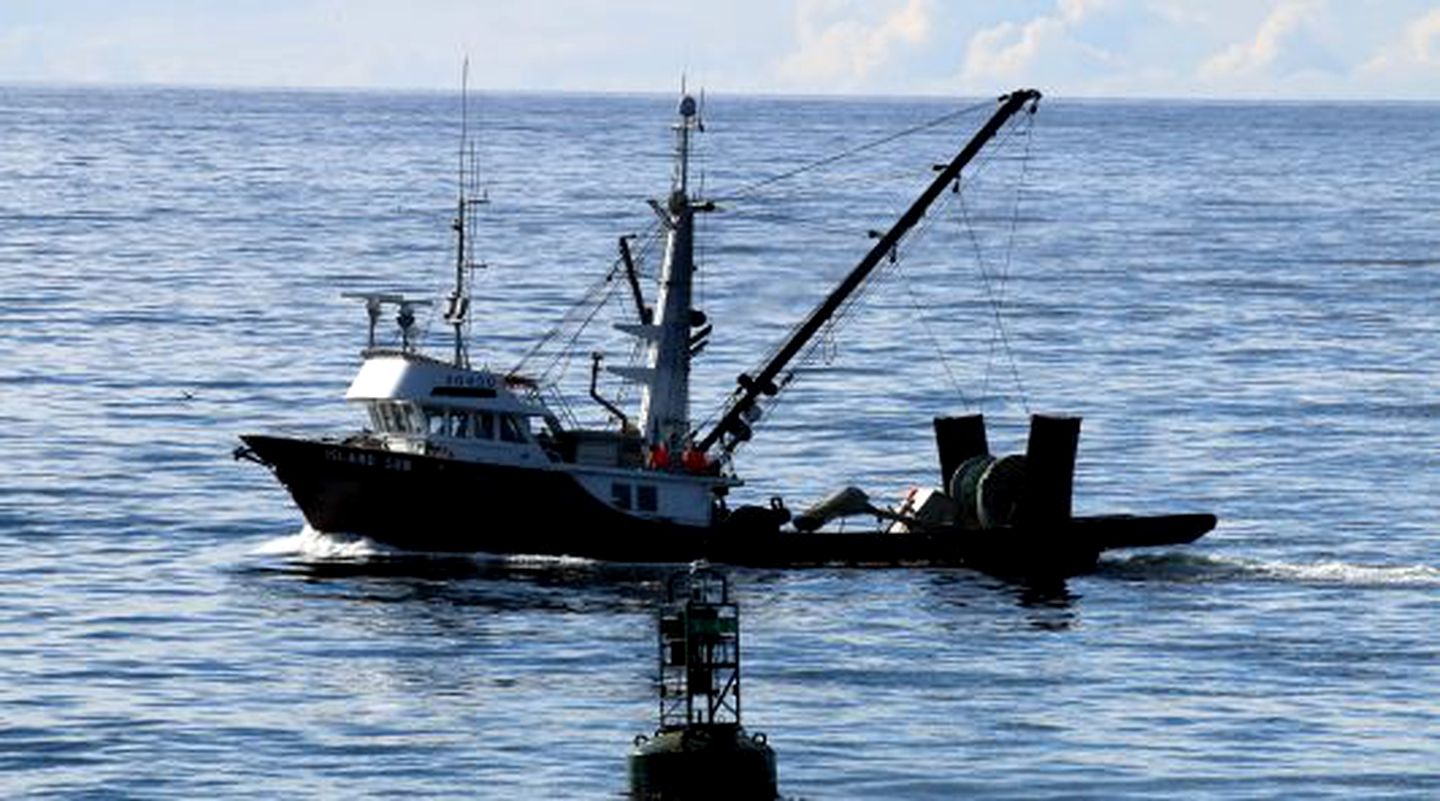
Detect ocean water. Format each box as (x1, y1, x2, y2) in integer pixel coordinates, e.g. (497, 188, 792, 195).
(2, 85, 1438, 799)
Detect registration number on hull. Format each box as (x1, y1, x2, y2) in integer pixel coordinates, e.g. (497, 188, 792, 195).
(324, 448, 413, 472)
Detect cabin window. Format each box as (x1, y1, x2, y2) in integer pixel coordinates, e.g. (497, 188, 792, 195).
(448, 409, 470, 437)
(376, 403, 406, 433)
(637, 485, 658, 512)
(474, 411, 495, 440)
(424, 407, 446, 436)
(611, 482, 632, 510)
(367, 405, 384, 432)
(500, 415, 528, 443)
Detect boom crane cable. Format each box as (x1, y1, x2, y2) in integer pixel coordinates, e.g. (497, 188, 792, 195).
(705, 104, 1002, 247)
(952, 109, 1036, 414)
(994, 107, 1037, 413)
(693, 183, 957, 443)
(829, 108, 1035, 412)
(711, 98, 997, 204)
(738, 104, 1034, 375)
(692, 100, 1038, 451)
(914, 106, 1037, 413)
(792, 111, 1035, 362)
(691, 113, 1027, 441)
(683, 102, 1006, 391)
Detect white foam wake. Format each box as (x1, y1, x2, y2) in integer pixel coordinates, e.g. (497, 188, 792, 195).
(249, 526, 600, 566)
(1099, 552, 1440, 588)
(250, 524, 389, 560)
(496, 552, 599, 568)
(1254, 560, 1440, 588)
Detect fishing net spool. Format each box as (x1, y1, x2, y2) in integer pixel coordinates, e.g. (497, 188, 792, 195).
(935, 414, 1081, 530)
(948, 453, 1025, 529)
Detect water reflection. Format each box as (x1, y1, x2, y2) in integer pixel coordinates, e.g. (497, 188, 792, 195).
(923, 569, 1081, 631)
(238, 545, 1096, 627)
(1013, 581, 1080, 632)
(235, 553, 670, 615)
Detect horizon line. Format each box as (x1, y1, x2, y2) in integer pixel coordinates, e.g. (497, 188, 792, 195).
(4, 78, 1439, 106)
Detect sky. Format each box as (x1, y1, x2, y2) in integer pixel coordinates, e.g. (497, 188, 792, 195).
(2, 0, 1439, 100)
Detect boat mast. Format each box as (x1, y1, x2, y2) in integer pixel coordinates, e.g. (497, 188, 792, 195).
(446, 59, 478, 369)
(613, 93, 711, 449)
(697, 89, 1041, 454)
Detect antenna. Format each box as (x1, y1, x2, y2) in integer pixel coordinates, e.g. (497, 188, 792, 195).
(459, 56, 469, 198)
(446, 56, 486, 369)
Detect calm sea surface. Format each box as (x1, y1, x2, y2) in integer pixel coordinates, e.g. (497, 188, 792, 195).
(2, 86, 1438, 799)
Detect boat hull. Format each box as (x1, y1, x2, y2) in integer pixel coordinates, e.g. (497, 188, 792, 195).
(239, 434, 723, 562)
(239, 434, 1215, 579)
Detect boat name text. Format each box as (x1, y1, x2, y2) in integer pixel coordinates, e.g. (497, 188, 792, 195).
(324, 449, 413, 472)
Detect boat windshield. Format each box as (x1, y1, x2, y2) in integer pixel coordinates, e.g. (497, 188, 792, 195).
(369, 401, 424, 435)
(406, 405, 533, 444)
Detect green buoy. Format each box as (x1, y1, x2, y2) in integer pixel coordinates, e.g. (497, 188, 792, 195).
(629, 566, 778, 801)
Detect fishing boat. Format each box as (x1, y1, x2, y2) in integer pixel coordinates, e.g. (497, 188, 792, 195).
(235, 88, 1215, 580)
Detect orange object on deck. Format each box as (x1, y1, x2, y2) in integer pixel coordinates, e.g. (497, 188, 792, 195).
(681, 447, 707, 473)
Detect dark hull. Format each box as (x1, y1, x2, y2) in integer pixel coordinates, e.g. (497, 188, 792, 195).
(240, 435, 1214, 580)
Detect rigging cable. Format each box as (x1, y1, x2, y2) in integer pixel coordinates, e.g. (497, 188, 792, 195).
(998, 107, 1037, 412)
(510, 220, 665, 381)
(712, 99, 996, 203)
(692, 103, 1037, 444)
(894, 262, 971, 408)
(954, 112, 1035, 414)
(857, 122, 1038, 411)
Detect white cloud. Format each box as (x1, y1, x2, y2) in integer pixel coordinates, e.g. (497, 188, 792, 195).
(776, 0, 933, 88)
(957, 0, 1119, 89)
(1403, 6, 1440, 63)
(1142, 0, 1210, 27)
(4, 0, 1440, 99)
(1198, 0, 1323, 78)
(1058, 0, 1114, 24)
(1360, 7, 1440, 71)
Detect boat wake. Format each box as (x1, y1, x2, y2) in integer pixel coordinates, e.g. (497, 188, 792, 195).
(251, 525, 392, 560)
(251, 525, 600, 570)
(1250, 559, 1440, 588)
(1098, 552, 1440, 588)
(495, 552, 600, 568)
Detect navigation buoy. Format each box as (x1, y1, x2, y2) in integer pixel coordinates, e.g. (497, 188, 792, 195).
(628, 566, 778, 800)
